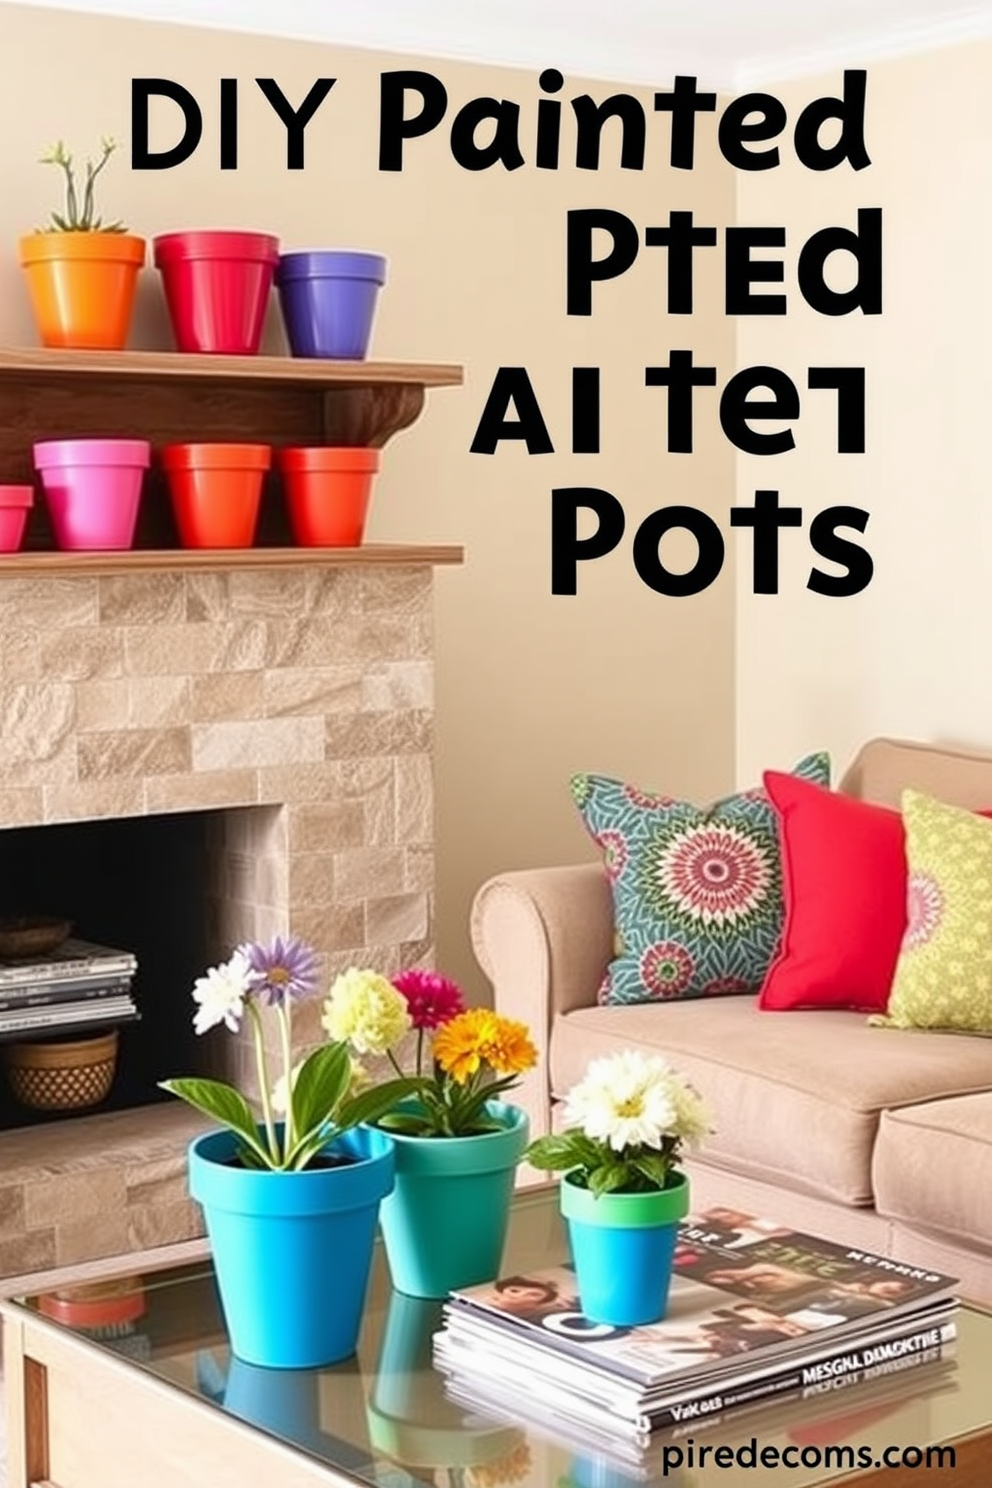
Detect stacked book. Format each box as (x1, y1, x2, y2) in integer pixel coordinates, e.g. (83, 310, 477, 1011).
(0, 937, 139, 1041)
(434, 1206, 958, 1460)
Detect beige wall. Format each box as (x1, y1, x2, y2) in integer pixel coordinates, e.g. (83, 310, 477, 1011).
(735, 44, 992, 786)
(0, 5, 737, 998)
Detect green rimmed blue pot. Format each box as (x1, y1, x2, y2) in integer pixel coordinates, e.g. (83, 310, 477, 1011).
(375, 1100, 529, 1299)
(561, 1169, 690, 1326)
(188, 1123, 394, 1368)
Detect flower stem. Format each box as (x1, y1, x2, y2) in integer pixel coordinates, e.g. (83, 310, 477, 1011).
(277, 998, 294, 1154)
(247, 1000, 279, 1166)
(387, 1048, 407, 1080)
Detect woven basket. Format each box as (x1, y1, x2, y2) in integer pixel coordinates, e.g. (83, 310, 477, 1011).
(5, 1029, 119, 1111)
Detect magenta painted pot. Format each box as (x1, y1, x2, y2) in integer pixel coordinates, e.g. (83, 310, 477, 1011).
(153, 231, 280, 355)
(33, 440, 150, 551)
(0, 486, 34, 553)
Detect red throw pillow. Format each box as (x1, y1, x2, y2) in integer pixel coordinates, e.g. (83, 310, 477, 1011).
(758, 772, 907, 1013)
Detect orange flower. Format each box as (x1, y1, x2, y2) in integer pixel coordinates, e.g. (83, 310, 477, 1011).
(434, 1008, 538, 1085)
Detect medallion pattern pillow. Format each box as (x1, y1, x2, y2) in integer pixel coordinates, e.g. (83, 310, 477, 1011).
(571, 752, 830, 1006)
(871, 789, 992, 1035)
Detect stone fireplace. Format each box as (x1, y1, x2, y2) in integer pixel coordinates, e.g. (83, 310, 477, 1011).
(0, 555, 452, 1280)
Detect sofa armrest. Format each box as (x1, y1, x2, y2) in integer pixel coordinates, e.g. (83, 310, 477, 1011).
(470, 863, 613, 1140)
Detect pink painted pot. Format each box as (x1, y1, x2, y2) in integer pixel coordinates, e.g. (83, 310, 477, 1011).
(0, 486, 34, 553)
(33, 440, 150, 551)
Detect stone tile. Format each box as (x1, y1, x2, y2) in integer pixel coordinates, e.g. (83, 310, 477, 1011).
(0, 577, 98, 628)
(325, 709, 432, 760)
(404, 844, 435, 892)
(185, 571, 232, 622)
(228, 568, 345, 618)
(263, 667, 363, 718)
(0, 787, 44, 825)
(255, 854, 289, 910)
(265, 614, 426, 670)
(189, 671, 265, 723)
(75, 678, 130, 733)
(39, 627, 125, 680)
(359, 566, 432, 612)
(144, 769, 260, 814)
(288, 852, 335, 906)
(257, 761, 343, 805)
(288, 801, 366, 853)
(304, 570, 362, 615)
(0, 630, 40, 682)
(0, 684, 74, 775)
(332, 847, 406, 901)
(77, 726, 192, 780)
(99, 572, 185, 625)
(124, 620, 268, 675)
(0, 1228, 56, 1275)
(55, 1211, 130, 1265)
(290, 904, 366, 954)
(127, 1199, 204, 1250)
(396, 754, 434, 844)
(365, 892, 430, 945)
(0, 1185, 25, 1240)
(25, 1168, 127, 1228)
(128, 676, 192, 728)
(124, 1154, 188, 1208)
(362, 660, 433, 711)
(193, 717, 324, 772)
(44, 778, 146, 822)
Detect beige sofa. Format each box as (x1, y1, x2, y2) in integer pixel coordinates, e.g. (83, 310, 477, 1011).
(471, 738, 992, 1305)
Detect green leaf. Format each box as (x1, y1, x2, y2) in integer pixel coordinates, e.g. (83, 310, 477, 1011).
(588, 1161, 633, 1196)
(289, 1043, 351, 1143)
(631, 1152, 672, 1190)
(158, 1078, 270, 1166)
(337, 1075, 422, 1131)
(526, 1134, 587, 1171)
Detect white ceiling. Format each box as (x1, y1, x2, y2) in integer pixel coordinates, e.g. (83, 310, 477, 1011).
(3, 0, 992, 89)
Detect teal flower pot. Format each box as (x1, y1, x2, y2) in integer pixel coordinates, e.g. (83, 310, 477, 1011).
(561, 1170, 690, 1326)
(188, 1124, 394, 1368)
(376, 1101, 529, 1299)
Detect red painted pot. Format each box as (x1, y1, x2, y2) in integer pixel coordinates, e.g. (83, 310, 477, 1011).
(277, 447, 380, 547)
(161, 443, 271, 548)
(153, 231, 280, 355)
(0, 485, 33, 552)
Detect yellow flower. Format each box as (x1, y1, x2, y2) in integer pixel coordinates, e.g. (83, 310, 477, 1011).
(321, 967, 412, 1054)
(433, 1008, 538, 1085)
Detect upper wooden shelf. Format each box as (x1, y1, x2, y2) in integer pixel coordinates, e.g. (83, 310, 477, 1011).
(0, 544, 464, 575)
(0, 346, 463, 391)
(0, 346, 465, 553)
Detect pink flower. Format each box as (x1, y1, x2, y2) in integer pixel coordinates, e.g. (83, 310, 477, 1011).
(392, 969, 465, 1030)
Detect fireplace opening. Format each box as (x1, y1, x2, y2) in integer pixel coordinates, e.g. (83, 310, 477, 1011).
(0, 806, 275, 1129)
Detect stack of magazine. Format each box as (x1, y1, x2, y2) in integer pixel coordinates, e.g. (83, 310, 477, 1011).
(0, 937, 139, 1041)
(434, 1206, 958, 1453)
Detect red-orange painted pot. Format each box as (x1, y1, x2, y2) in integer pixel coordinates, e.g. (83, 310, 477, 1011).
(161, 443, 271, 548)
(277, 446, 380, 547)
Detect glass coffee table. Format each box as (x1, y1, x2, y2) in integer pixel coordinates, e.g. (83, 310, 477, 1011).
(2, 1184, 989, 1488)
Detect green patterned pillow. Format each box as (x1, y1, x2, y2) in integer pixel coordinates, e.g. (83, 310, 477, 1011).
(871, 790, 992, 1035)
(571, 752, 830, 1006)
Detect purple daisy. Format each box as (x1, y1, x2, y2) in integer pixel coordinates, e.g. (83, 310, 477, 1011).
(241, 935, 320, 1006)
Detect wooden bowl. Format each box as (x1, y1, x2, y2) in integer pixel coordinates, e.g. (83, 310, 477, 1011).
(4, 1029, 119, 1111)
(0, 915, 72, 960)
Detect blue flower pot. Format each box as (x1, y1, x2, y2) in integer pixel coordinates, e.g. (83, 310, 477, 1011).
(561, 1170, 690, 1326)
(188, 1124, 394, 1368)
(376, 1101, 529, 1299)
(276, 250, 387, 360)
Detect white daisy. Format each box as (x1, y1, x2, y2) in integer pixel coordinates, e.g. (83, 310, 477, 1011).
(563, 1049, 681, 1152)
(192, 949, 255, 1035)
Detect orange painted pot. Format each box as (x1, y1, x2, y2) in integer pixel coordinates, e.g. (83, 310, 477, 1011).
(277, 446, 380, 547)
(19, 232, 146, 350)
(161, 443, 271, 548)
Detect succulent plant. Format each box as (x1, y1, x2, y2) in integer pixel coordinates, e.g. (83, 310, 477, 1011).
(39, 136, 127, 232)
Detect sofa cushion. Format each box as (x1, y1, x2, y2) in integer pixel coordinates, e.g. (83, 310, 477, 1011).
(873, 1095, 992, 1256)
(873, 790, 992, 1034)
(569, 752, 830, 1005)
(551, 999, 992, 1206)
(758, 772, 905, 1013)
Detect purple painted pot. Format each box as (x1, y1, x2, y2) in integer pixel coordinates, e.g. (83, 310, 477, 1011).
(276, 251, 387, 360)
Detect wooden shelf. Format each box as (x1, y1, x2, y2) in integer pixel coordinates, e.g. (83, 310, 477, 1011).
(0, 544, 464, 575)
(0, 346, 464, 553)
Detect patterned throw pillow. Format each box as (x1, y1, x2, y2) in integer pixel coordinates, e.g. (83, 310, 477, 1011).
(571, 752, 831, 1006)
(871, 789, 992, 1035)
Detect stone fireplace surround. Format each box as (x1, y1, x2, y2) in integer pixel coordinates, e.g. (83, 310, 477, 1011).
(0, 557, 449, 1282)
